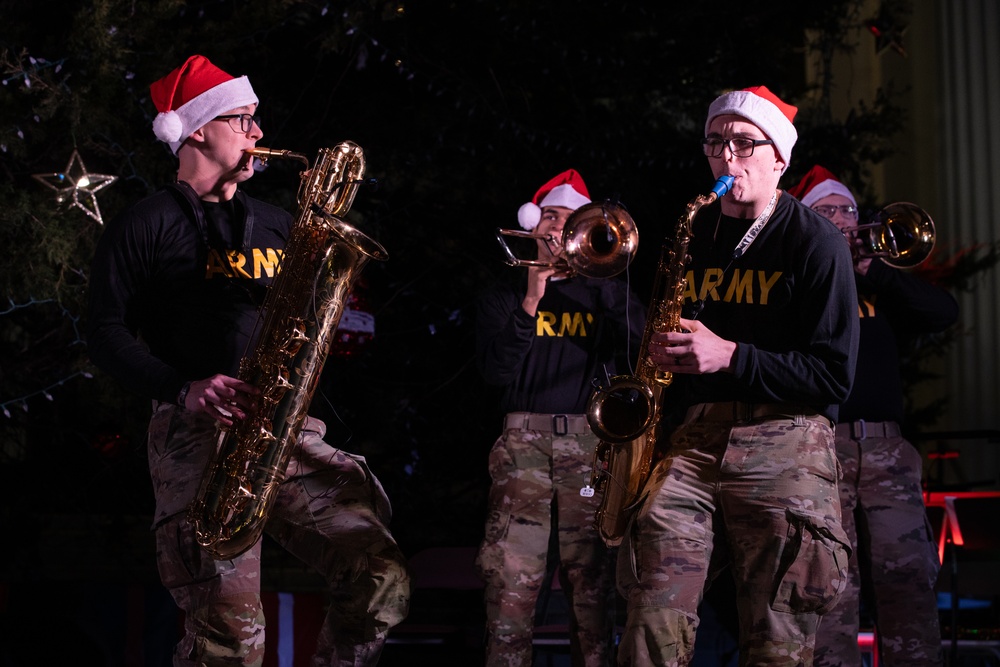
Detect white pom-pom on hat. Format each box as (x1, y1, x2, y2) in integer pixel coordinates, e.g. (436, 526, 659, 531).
(152, 111, 184, 143)
(518, 202, 542, 231)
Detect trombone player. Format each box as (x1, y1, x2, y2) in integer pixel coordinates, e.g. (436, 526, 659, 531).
(476, 169, 646, 666)
(789, 165, 958, 667)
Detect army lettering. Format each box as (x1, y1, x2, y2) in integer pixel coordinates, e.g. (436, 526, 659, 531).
(682, 268, 783, 305)
(205, 248, 284, 279)
(858, 294, 877, 318)
(536, 311, 596, 337)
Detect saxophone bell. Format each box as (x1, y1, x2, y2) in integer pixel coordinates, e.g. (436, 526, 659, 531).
(587, 376, 655, 444)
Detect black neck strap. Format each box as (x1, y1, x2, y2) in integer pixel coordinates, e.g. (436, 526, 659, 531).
(165, 181, 255, 252)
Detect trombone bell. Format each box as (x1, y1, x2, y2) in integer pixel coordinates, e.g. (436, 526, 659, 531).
(495, 201, 639, 279)
(855, 202, 935, 268)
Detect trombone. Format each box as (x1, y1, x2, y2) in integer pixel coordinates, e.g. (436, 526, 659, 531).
(848, 202, 935, 268)
(495, 201, 639, 279)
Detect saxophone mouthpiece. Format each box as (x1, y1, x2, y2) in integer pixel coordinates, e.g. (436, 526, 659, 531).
(710, 175, 735, 200)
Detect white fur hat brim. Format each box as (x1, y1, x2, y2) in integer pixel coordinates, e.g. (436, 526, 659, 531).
(706, 90, 798, 173)
(539, 183, 591, 211)
(800, 179, 857, 208)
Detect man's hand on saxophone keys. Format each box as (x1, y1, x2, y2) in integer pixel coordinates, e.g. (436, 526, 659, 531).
(649, 317, 738, 375)
(182, 374, 261, 425)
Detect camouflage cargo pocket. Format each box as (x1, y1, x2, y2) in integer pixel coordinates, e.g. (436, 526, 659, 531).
(772, 509, 850, 615)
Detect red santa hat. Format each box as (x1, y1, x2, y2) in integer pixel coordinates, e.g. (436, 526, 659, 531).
(150, 55, 258, 155)
(787, 165, 857, 208)
(705, 85, 798, 172)
(516, 169, 592, 230)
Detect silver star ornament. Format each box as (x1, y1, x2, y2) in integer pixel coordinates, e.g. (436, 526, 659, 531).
(33, 149, 118, 224)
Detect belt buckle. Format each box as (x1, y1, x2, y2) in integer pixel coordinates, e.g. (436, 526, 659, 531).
(552, 414, 569, 436)
(853, 419, 867, 440)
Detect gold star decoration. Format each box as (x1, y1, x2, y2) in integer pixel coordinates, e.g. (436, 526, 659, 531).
(32, 149, 118, 224)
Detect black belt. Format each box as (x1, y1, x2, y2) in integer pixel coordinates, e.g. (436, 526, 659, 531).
(504, 412, 591, 435)
(835, 420, 901, 440)
(686, 402, 833, 429)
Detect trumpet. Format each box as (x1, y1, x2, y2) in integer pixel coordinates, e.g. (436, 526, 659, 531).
(496, 200, 639, 279)
(847, 202, 935, 268)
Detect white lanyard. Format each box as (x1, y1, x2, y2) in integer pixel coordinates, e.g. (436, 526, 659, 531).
(731, 189, 778, 260)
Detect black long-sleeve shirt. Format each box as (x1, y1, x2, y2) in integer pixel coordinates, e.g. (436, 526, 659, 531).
(670, 193, 860, 423)
(86, 185, 291, 403)
(841, 260, 959, 423)
(476, 275, 647, 415)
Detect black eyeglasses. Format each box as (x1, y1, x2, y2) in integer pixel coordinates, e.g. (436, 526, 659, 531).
(213, 114, 261, 133)
(702, 137, 774, 158)
(812, 204, 859, 220)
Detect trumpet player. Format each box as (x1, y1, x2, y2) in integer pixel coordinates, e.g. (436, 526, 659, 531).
(86, 55, 409, 666)
(617, 87, 859, 666)
(789, 165, 958, 667)
(476, 169, 646, 666)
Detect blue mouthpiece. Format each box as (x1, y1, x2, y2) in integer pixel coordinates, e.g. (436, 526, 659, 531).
(711, 175, 735, 199)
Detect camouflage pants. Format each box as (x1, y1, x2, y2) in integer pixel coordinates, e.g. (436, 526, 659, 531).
(814, 427, 942, 667)
(149, 404, 410, 667)
(617, 411, 851, 667)
(476, 416, 616, 667)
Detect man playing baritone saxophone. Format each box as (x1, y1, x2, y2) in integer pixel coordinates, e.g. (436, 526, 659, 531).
(615, 86, 859, 666)
(86, 54, 409, 666)
(475, 169, 647, 666)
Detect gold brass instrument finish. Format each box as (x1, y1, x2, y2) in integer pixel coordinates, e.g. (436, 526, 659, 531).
(585, 176, 734, 547)
(188, 141, 387, 560)
(244, 147, 311, 169)
(495, 201, 639, 279)
(850, 202, 935, 268)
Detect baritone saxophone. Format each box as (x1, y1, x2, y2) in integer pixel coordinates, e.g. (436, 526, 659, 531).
(585, 175, 735, 547)
(188, 141, 387, 560)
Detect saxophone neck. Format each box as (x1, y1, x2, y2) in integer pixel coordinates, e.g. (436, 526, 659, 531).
(244, 147, 310, 169)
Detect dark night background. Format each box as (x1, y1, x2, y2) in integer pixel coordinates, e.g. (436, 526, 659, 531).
(2, 1, 996, 665)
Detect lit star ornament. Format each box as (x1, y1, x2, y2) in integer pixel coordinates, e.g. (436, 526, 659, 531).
(32, 149, 118, 224)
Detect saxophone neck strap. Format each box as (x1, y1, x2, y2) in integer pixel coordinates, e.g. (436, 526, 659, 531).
(731, 189, 778, 260)
(165, 181, 208, 247)
(165, 181, 255, 253)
